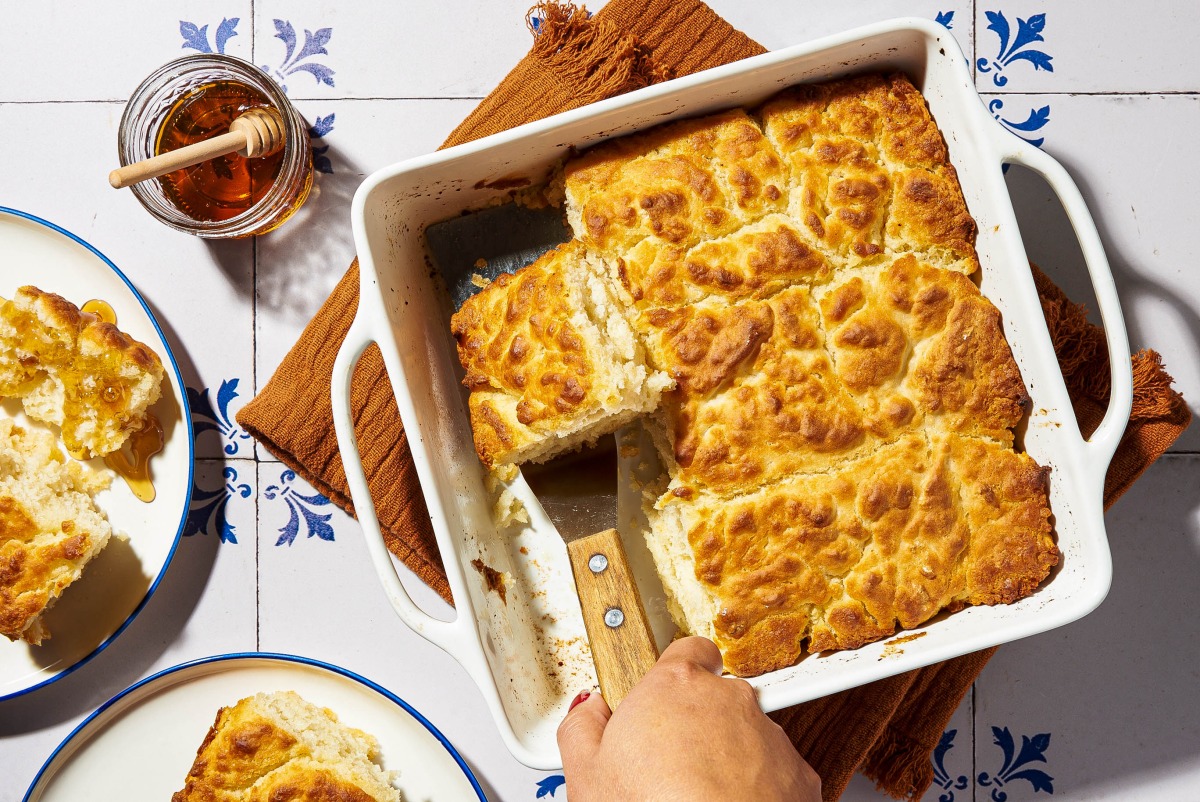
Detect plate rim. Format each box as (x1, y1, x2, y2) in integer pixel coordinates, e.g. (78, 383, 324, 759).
(0, 205, 195, 702)
(22, 651, 490, 802)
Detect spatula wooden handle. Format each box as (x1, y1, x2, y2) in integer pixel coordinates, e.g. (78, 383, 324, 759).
(567, 528, 660, 709)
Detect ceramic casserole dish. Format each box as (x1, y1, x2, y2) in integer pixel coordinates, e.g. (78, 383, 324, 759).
(333, 17, 1133, 769)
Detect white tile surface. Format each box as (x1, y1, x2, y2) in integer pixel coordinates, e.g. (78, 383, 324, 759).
(251, 0, 546, 100)
(710, 1, 973, 62)
(975, 454, 1200, 801)
(974, 3, 1200, 93)
(2, 1, 1197, 800)
(0, 3, 254, 102)
(988, 93, 1200, 450)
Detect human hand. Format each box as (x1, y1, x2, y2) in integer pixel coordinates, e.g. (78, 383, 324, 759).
(557, 636, 821, 802)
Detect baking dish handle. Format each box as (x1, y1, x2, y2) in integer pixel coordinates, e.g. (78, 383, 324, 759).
(992, 134, 1134, 467)
(331, 312, 462, 650)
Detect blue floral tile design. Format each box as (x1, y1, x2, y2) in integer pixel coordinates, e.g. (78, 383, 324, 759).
(977, 726, 1055, 799)
(261, 20, 335, 93)
(535, 775, 566, 798)
(309, 113, 335, 174)
(189, 378, 253, 456)
(179, 18, 336, 175)
(180, 17, 239, 55)
(932, 729, 971, 802)
(977, 12, 1054, 87)
(264, 469, 336, 546)
(184, 466, 251, 544)
(990, 99, 1051, 147)
(935, 10, 955, 30)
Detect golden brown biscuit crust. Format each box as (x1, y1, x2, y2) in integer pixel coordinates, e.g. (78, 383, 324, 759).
(451, 242, 668, 467)
(0, 285, 164, 458)
(565, 109, 788, 258)
(760, 73, 979, 273)
(452, 247, 598, 466)
(0, 496, 94, 641)
(456, 72, 1054, 677)
(172, 694, 395, 802)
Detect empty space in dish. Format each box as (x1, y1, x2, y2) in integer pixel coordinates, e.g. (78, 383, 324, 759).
(349, 18, 1118, 765)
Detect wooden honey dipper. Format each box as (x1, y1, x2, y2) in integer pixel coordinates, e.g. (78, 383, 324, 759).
(109, 107, 285, 189)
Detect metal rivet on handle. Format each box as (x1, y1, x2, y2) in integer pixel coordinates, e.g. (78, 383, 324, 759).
(604, 608, 625, 628)
(588, 554, 608, 574)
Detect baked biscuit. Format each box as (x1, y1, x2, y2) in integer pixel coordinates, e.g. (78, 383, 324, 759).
(611, 215, 831, 313)
(451, 242, 670, 467)
(0, 418, 112, 645)
(564, 109, 788, 260)
(760, 73, 978, 273)
(172, 690, 401, 802)
(816, 254, 1029, 444)
(0, 286, 165, 459)
(449, 72, 1055, 676)
(648, 432, 1054, 675)
(640, 287, 868, 499)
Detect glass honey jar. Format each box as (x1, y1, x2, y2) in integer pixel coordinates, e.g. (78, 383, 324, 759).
(117, 54, 313, 238)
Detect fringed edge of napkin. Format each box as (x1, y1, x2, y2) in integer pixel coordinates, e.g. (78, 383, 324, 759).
(1031, 265, 1191, 507)
(442, 2, 666, 147)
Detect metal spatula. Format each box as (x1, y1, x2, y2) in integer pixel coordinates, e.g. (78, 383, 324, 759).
(523, 440, 660, 708)
(426, 205, 660, 708)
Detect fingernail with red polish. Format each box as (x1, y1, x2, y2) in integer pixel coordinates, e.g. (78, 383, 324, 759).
(568, 691, 591, 712)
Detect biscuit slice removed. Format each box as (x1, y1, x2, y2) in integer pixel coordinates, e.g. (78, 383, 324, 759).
(0, 418, 112, 645)
(172, 690, 401, 802)
(451, 242, 672, 467)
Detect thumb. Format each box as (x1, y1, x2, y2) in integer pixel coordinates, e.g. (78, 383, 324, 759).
(557, 691, 612, 776)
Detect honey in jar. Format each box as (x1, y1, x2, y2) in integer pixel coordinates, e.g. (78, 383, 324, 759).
(118, 55, 313, 238)
(155, 81, 288, 223)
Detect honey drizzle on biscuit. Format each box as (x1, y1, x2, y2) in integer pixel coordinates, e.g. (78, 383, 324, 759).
(81, 299, 116, 324)
(80, 299, 163, 503)
(104, 415, 164, 503)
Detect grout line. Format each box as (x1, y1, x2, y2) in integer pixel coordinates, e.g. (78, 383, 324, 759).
(971, 682, 978, 802)
(2, 90, 1198, 107)
(255, 462, 261, 652)
(252, 237, 258, 401)
(971, 0, 977, 86)
(979, 89, 1200, 96)
(250, 55, 261, 649)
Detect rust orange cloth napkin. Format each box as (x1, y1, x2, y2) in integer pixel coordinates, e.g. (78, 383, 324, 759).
(238, 1, 1191, 798)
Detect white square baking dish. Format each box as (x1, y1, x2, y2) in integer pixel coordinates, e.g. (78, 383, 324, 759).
(333, 17, 1132, 769)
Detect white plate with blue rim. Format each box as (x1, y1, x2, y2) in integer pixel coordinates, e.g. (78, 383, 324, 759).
(23, 653, 488, 801)
(0, 206, 193, 700)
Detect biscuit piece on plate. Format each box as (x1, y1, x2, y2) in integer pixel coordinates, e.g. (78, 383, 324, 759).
(0, 286, 165, 459)
(0, 418, 112, 645)
(451, 242, 671, 467)
(172, 690, 401, 802)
